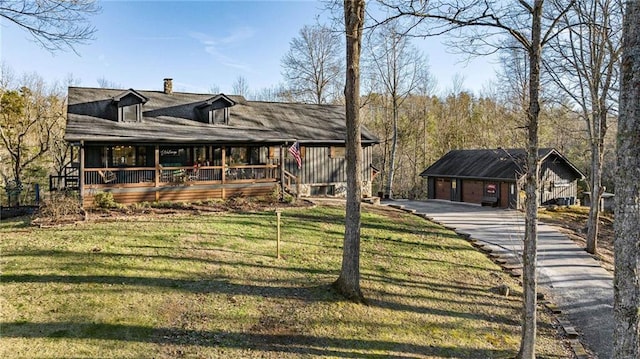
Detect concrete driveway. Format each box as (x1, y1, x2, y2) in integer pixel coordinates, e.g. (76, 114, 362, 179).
(384, 199, 613, 359)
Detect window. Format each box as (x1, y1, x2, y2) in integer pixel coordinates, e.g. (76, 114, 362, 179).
(212, 108, 228, 124)
(136, 146, 147, 166)
(227, 147, 248, 165)
(227, 146, 266, 165)
(113, 146, 136, 166)
(120, 104, 140, 122)
(112, 89, 147, 122)
(330, 146, 345, 158)
(193, 146, 213, 166)
(212, 147, 223, 166)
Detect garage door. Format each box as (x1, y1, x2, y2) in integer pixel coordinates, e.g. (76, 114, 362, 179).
(462, 180, 483, 204)
(435, 178, 451, 200)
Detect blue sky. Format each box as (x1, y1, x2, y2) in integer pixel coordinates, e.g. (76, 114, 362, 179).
(1, 0, 497, 96)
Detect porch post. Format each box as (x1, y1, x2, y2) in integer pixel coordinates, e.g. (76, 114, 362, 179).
(154, 145, 160, 202)
(280, 144, 285, 197)
(79, 141, 85, 206)
(221, 146, 226, 199)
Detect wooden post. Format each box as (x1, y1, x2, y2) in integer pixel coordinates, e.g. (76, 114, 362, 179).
(276, 209, 281, 259)
(280, 144, 285, 199)
(221, 146, 226, 199)
(154, 145, 160, 201)
(79, 141, 85, 206)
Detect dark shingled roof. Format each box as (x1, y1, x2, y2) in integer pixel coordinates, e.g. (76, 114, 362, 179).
(419, 148, 584, 181)
(65, 87, 379, 145)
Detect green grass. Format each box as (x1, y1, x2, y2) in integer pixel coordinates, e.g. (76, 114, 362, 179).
(0, 204, 570, 358)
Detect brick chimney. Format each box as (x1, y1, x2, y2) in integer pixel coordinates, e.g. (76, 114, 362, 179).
(163, 78, 173, 94)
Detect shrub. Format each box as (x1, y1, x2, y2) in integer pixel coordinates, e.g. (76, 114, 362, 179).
(267, 184, 296, 204)
(282, 192, 296, 204)
(266, 185, 282, 204)
(129, 201, 152, 212)
(93, 191, 118, 209)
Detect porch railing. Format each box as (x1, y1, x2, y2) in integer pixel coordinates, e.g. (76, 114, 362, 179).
(85, 168, 156, 185)
(283, 169, 299, 197)
(84, 165, 279, 187)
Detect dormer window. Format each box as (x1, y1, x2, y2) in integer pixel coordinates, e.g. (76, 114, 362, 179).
(112, 89, 148, 123)
(212, 108, 229, 124)
(121, 104, 141, 122)
(197, 94, 235, 125)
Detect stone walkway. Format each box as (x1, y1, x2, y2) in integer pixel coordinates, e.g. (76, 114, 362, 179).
(384, 199, 614, 359)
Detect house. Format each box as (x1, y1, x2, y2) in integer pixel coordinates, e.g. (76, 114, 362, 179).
(61, 79, 378, 207)
(419, 148, 585, 208)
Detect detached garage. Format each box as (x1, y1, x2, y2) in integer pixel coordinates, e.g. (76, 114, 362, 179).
(420, 148, 585, 209)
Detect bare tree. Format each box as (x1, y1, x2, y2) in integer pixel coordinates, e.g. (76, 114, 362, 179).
(232, 76, 250, 98)
(365, 20, 424, 198)
(51, 76, 80, 180)
(613, 1, 640, 357)
(96, 77, 121, 89)
(374, 1, 576, 357)
(497, 41, 531, 117)
(282, 24, 343, 104)
(0, 74, 65, 204)
(333, 0, 365, 303)
(546, 0, 623, 255)
(0, 0, 99, 53)
(253, 84, 290, 102)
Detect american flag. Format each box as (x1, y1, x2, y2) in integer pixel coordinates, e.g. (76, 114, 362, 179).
(288, 141, 302, 169)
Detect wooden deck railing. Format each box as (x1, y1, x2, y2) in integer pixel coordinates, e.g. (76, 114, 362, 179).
(84, 165, 279, 187)
(282, 169, 299, 197)
(85, 167, 156, 186)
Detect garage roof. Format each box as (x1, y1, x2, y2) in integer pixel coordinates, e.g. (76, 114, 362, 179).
(419, 148, 584, 181)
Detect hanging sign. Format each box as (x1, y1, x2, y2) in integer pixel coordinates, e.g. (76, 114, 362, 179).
(160, 149, 179, 156)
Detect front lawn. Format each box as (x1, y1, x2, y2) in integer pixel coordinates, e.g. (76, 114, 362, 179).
(0, 204, 571, 358)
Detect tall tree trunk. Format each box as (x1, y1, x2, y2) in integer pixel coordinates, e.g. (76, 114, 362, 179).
(518, 2, 543, 358)
(613, 1, 640, 357)
(13, 152, 22, 206)
(334, 0, 365, 303)
(586, 139, 605, 254)
(385, 97, 399, 199)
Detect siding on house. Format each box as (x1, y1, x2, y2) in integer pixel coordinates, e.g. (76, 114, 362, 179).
(285, 146, 372, 183)
(82, 182, 275, 208)
(540, 158, 579, 205)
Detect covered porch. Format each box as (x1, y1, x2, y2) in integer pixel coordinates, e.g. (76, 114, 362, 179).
(71, 143, 298, 207)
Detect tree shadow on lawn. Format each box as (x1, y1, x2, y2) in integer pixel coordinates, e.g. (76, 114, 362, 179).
(2, 249, 337, 278)
(3, 272, 521, 328)
(0, 321, 516, 358)
(1, 273, 337, 299)
(285, 211, 458, 240)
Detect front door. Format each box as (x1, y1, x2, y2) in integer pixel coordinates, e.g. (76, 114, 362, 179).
(508, 183, 517, 208)
(450, 179, 458, 201)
